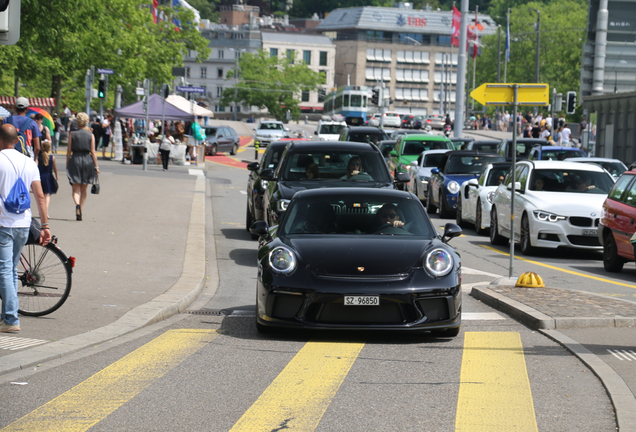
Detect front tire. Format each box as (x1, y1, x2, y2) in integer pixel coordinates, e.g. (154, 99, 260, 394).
(490, 208, 508, 246)
(230, 143, 238, 155)
(475, 200, 487, 235)
(210, 144, 218, 156)
(439, 190, 454, 219)
(520, 214, 536, 255)
(456, 199, 468, 228)
(426, 188, 437, 214)
(603, 233, 625, 272)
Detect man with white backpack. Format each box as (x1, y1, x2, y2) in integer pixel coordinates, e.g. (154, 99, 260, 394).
(0, 124, 50, 333)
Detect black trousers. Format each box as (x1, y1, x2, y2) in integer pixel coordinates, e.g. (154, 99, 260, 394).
(160, 149, 170, 170)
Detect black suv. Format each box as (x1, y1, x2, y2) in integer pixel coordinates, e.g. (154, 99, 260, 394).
(496, 138, 547, 162)
(203, 125, 240, 156)
(338, 126, 389, 145)
(260, 141, 409, 226)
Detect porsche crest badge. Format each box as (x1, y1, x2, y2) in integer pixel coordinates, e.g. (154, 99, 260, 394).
(357, 267, 365, 272)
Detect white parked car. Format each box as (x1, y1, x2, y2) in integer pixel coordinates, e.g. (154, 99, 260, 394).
(407, 149, 451, 202)
(565, 157, 627, 180)
(490, 160, 616, 255)
(456, 162, 511, 235)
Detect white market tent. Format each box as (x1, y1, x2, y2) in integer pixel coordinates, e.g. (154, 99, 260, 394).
(166, 95, 214, 118)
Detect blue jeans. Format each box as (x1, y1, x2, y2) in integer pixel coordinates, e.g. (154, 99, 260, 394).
(0, 227, 29, 326)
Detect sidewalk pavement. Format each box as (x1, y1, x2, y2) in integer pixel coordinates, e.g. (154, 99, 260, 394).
(0, 149, 635, 430)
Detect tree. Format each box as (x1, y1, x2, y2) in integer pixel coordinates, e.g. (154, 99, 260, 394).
(472, 0, 587, 115)
(220, 51, 324, 121)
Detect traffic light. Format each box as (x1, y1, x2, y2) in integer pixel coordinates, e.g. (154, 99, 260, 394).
(98, 79, 106, 99)
(566, 91, 576, 114)
(371, 88, 379, 106)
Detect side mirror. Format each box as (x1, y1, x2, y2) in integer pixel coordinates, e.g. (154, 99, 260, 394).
(395, 172, 410, 183)
(410, 160, 419, 167)
(247, 162, 260, 172)
(507, 181, 521, 191)
(260, 169, 276, 181)
(442, 223, 462, 243)
(250, 220, 271, 240)
(431, 168, 440, 175)
(390, 150, 397, 157)
(467, 178, 479, 187)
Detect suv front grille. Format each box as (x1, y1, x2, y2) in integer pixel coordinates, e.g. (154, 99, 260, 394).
(569, 217, 598, 227)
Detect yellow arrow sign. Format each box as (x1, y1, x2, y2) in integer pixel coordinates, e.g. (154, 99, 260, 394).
(470, 83, 549, 106)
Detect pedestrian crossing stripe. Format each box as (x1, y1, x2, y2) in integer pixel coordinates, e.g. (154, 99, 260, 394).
(1, 329, 217, 432)
(0, 335, 48, 351)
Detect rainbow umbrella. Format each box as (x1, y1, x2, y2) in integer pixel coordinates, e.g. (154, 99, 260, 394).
(27, 107, 55, 131)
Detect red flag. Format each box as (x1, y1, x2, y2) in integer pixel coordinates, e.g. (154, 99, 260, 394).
(451, 6, 461, 47)
(152, 0, 158, 24)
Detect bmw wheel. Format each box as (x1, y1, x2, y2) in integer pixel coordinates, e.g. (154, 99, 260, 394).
(490, 208, 507, 246)
(603, 233, 625, 272)
(520, 214, 536, 255)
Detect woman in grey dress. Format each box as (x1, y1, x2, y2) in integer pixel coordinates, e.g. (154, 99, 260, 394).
(66, 112, 100, 221)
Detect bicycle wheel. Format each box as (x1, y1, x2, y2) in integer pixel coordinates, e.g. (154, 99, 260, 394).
(18, 243, 72, 317)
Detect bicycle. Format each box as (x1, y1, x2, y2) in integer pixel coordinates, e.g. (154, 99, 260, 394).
(17, 235, 74, 316)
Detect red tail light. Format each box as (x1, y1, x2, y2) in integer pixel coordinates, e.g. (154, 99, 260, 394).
(69, 256, 76, 268)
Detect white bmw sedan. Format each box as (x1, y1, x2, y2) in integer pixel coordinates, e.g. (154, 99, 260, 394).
(456, 162, 511, 235)
(407, 149, 451, 202)
(489, 160, 615, 255)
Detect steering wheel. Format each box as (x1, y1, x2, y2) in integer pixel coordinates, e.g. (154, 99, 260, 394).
(374, 222, 409, 235)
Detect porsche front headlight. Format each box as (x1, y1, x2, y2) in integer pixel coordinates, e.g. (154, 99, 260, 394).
(260, 179, 269, 189)
(447, 181, 460, 195)
(268, 247, 297, 275)
(487, 191, 496, 204)
(424, 248, 453, 278)
(533, 210, 566, 222)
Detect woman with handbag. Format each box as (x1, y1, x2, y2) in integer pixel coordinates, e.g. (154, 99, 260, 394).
(66, 112, 99, 221)
(37, 141, 58, 217)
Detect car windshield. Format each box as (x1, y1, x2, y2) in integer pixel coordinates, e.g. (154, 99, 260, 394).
(529, 169, 614, 193)
(259, 123, 284, 130)
(402, 140, 452, 155)
(348, 131, 388, 143)
(280, 150, 391, 183)
(578, 161, 627, 177)
(511, 141, 538, 158)
(380, 143, 396, 157)
(486, 167, 510, 186)
(541, 149, 585, 160)
(423, 153, 446, 167)
(204, 127, 218, 135)
(280, 195, 435, 237)
(319, 124, 343, 134)
(473, 143, 498, 153)
(445, 155, 505, 174)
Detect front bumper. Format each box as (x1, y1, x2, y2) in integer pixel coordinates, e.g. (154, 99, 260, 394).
(529, 215, 601, 250)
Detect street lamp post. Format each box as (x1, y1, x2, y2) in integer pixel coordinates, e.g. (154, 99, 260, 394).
(530, 8, 540, 115)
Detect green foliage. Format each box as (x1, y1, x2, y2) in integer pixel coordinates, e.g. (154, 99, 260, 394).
(220, 51, 324, 121)
(0, 0, 210, 113)
(473, 0, 587, 113)
(187, 0, 220, 22)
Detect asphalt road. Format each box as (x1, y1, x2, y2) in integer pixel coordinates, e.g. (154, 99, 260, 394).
(0, 151, 621, 431)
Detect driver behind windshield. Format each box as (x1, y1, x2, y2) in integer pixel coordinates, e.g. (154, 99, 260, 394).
(374, 204, 405, 230)
(341, 157, 363, 179)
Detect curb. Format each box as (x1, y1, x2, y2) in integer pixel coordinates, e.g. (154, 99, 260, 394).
(0, 175, 208, 376)
(470, 285, 636, 329)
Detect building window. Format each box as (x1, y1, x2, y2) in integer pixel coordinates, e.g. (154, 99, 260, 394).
(303, 50, 311, 65)
(395, 88, 429, 101)
(397, 33, 423, 45)
(396, 69, 429, 83)
(217, 86, 223, 97)
(217, 68, 223, 78)
(301, 90, 310, 102)
(365, 67, 391, 81)
(434, 71, 457, 84)
(218, 49, 224, 59)
(270, 48, 278, 57)
(366, 49, 391, 63)
(397, 51, 430, 64)
(287, 49, 294, 63)
(434, 53, 458, 65)
(366, 30, 391, 42)
(200, 67, 207, 79)
(185, 67, 190, 78)
(318, 88, 326, 103)
(319, 51, 328, 66)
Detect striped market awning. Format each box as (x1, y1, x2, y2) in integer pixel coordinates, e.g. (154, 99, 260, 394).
(0, 96, 57, 108)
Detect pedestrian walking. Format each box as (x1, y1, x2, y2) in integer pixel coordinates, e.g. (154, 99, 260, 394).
(52, 113, 62, 153)
(101, 114, 112, 159)
(67, 112, 100, 221)
(0, 124, 50, 333)
(37, 141, 58, 215)
(4, 97, 41, 161)
(159, 129, 175, 171)
(34, 114, 52, 155)
(561, 123, 572, 146)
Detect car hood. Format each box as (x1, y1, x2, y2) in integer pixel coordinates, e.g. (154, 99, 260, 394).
(277, 180, 393, 199)
(523, 191, 607, 215)
(256, 130, 286, 138)
(443, 174, 478, 183)
(415, 167, 436, 178)
(287, 237, 436, 276)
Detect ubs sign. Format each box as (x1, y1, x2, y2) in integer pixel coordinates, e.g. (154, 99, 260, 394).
(397, 14, 427, 27)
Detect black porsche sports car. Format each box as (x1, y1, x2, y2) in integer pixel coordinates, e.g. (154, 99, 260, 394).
(250, 188, 463, 336)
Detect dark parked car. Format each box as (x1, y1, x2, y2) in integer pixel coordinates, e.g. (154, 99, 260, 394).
(203, 125, 240, 156)
(401, 114, 415, 129)
(599, 169, 636, 272)
(261, 141, 409, 226)
(246, 140, 294, 237)
(249, 187, 463, 336)
(427, 151, 505, 218)
(412, 115, 424, 129)
(464, 139, 500, 153)
(496, 138, 547, 161)
(449, 137, 474, 150)
(527, 146, 587, 161)
(339, 126, 389, 144)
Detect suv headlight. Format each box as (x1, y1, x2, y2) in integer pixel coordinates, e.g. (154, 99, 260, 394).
(533, 210, 566, 222)
(447, 181, 460, 195)
(268, 246, 297, 275)
(424, 248, 453, 278)
(400, 163, 411, 171)
(277, 199, 290, 212)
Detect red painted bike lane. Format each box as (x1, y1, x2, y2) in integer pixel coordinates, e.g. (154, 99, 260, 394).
(205, 136, 254, 169)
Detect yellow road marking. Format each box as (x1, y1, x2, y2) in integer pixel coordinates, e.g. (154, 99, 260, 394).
(456, 332, 537, 432)
(2, 329, 216, 432)
(481, 244, 636, 289)
(230, 341, 364, 432)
